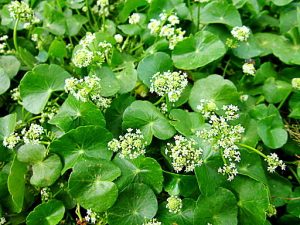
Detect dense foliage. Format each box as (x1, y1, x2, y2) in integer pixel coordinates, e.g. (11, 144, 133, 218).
(0, 0, 300, 224)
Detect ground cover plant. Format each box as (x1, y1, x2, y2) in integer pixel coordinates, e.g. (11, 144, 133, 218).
(0, 0, 300, 224)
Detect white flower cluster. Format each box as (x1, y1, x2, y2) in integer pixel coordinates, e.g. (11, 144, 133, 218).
(143, 218, 161, 225)
(11, 87, 21, 101)
(194, 0, 210, 2)
(129, 13, 141, 24)
(3, 132, 20, 149)
(98, 41, 112, 56)
(196, 99, 218, 119)
(108, 128, 146, 159)
(150, 70, 188, 102)
(196, 104, 244, 181)
(292, 78, 300, 90)
(64, 75, 101, 102)
(72, 48, 94, 68)
(41, 187, 51, 202)
(79, 32, 96, 47)
(85, 209, 98, 224)
(0, 217, 6, 225)
(166, 195, 182, 214)
(114, 34, 123, 43)
(265, 153, 286, 173)
(40, 102, 58, 123)
(166, 135, 203, 173)
(90, 94, 112, 110)
(218, 163, 238, 181)
(148, 12, 185, 49)
(92, 0, 109, 17)
(0, 35, 8, 54)
(242, 62, 256, 76)
(8, 1, 39, 28)
(231, 26, 251, 42)
(22, 123, 44, 144)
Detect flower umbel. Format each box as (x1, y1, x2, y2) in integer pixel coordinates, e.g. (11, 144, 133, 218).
(242, 62, 256, 76)
(265, 153, 286, 173)
(231, 26, 251, 42)
(22, 123, 44, 144)
(292, 78, 300, 90)
(143, 218, 162, 225)
(108, 129, 146, 159)
(150, 70, 188, 102)
(218, 163, 238, 181)
(3, 132, 20, 149)
(166, 195, 182, 214)
(72, 48, 94, 68)
(166, 135, 203, 173)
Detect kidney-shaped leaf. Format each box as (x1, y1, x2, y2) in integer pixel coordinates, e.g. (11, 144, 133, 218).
(108, 183, 158, 225)
(26, 200, 65, 225)
(20, 64, 71, 114)
(123, 101, 176, 143)
(49, 126, 113, 173)
(49, 96, 106, 132)
(68, 158, 121, 212)
(172, 31, 226, 70)
(17, 144, 47, 164)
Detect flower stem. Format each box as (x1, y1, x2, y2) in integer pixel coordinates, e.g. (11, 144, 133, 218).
(288, 166, 300, 185)
(237, 143, 267, 159)
(13, 18, 20, 52)
(75, 203, 83, 222)
(154, 96, 165, 106)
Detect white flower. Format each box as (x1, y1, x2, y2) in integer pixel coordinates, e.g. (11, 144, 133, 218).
(3, 132, 20, 149)
(0, 43, 6, 53)
(231, 26, 251, 42)
(0, 217, 6, 225)
(159, 12, 168, 21)
(108, 129, 146, 159)
(292, 78, 300, 90)
(166, 195, 182, 214)
(242, 62, 256, 76)
(218, 163, 238, 181)
(79, 32, 96, 47)
(72, 48, 94, 68)
(31, 34, 38, 42)
(22, 124, 44, 144)
(11, 87, 21, 101)
(240, 94, 249, 102)
(143, 218, 161, 225)
(90, 94, 112, 110)
(98, 41, 112, 55)
(8, 1, 39, 26)
(41, 187, 51, 202)
(166, 135, 203, 173)
(0, 35, 8, 41)
(148, 19, 161, 34)
(196, 99, 218, 118)
(168, 14, 180, 25)
(150, 71, 188, 102)
(159, 24, 175, 38)
(129, 13, 141, 24)
(114, 34, 123, 43)
(265, 153, 286, 173)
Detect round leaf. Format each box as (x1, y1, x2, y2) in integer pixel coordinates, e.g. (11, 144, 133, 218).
(20, 64, 71, 114)
(17, 144, 47, 164)
(189, 75, 239, 111)
(0, 68, 10, 95)
(30, 154, 62, 187)
(194, 187, 238, 225)
(49, 96, 106, 132)
(122, 100, 176, 143)
(108, 183, 158, 225)
(26, 200, 65, 225)
(172, 31, 226, 70)
(49, 126, 113, 173)
(137, 52, 173, 87)
(0, 55, 20, 79)
(68, 158, 121, 212)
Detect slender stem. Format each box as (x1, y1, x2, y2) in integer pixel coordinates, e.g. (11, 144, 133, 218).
(197, 3, 201, 31)
(222, 59, 231, 77)
(153, 96, 165, 106)
(288, 166, 300, 185)
(75, 203, 83, 222)
(277, 92, 290, 110)
(237, 143, 267, 159)
(220, 148, 227, 164)
(13, 18, 20, 52)
(85, 0, 94, 30)
(26, 115, 42, 123)
(121, 36, 130, 51)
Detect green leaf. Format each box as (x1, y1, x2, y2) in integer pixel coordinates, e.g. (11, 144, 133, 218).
(48, 39, 67, 59)
(149, 0, 190, 20)
(43, 3, 66, 36)
(118, 0, 148, 22)
(26, 200, 65, 225)
(189, 75, 239, 111)
(287, 187, 300, 218)
(8, 156, 27, 213)
(49, 126, 113, 173)
(49, 96, 106, 132)
(263, 77, 292, 104)
(200, 1, 242, 27)
(0, 171, 9, 199)
(93, 67, 120, 97)
(17, 144, 47, 164)
(231, 177, 269, 225)
(158, 199, 196, 225)
(172, 31, 226, 70)
(105, 94, 135, 137)
(194, 187, 238, 225)
(0, 68, 10, 95)
(113, 156, 163, 193)
(30, 154, 62, 187)
(68, 158, 121, 212)
(195, 156, 227, 196)
(115, 62, 137, 94)
(108, 183, 158, 225)
(20, 64, 71, 114)
(289, 93, 300, 119)
(232, 36, 262, 59)
(123, 100, 176, 143)
(137, 52, 173, 87)
(65, 14, 87, 36)
(253, 62, 277, 85)
(250, 104, 288, 149)
(0, 55, 20, 79)
(0, 113, 16, 141)
(169, 109, 204, 136)
(164, 171, 199, 197)
(271, 0, 293, 6)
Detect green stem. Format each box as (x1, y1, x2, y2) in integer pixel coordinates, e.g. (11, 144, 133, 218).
(13, 18, 20, 52)
(220, 148, 227, 164)
(121, 36, 130, 51)
(222, 59, 231, 77)
(197, 3, 201, 31)
(153, 96, 165, 106)
(288, 166, 300, 185)
(85, 0, 94, 30)
(75, 203, 83, 222)
(277, 92, 290, 110)
(27, 115, 42, 123)
(237, 143, 267, 159)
